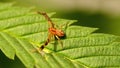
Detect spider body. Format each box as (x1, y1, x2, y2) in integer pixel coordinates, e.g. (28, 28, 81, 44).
(37, 12, 64, 51)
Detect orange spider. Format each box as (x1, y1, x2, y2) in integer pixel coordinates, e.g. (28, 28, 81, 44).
(37, 12, 64, 51)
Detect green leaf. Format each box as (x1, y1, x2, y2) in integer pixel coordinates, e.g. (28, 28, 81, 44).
(0, 3, 120, 68)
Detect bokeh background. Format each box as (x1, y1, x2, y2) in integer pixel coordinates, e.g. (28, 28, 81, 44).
(0, 0, 120, 68)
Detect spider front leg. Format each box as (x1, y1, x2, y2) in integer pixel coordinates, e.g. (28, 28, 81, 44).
(35, 33, 52, 55)
(39, 33, 52, 51)
(55, 35, 63, 48)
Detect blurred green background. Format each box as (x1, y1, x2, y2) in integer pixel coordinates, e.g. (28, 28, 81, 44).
(0, 0, 120, 68)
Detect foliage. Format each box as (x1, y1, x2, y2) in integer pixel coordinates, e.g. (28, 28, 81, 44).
(0, 3, 120, 68)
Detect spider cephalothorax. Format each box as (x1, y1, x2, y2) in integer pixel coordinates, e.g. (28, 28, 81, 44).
(48, 27, 64, 37)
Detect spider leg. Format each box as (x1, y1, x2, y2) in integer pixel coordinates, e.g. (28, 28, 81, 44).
(56, 21, 70, 28)
(55, 24, 64, 29)
(55, 35, 63, 48)
(37, 11, 54, 28)
(39, 33, 52, 51)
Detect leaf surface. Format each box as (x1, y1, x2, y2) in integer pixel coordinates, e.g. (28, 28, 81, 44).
(0, 3, 120, 68)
